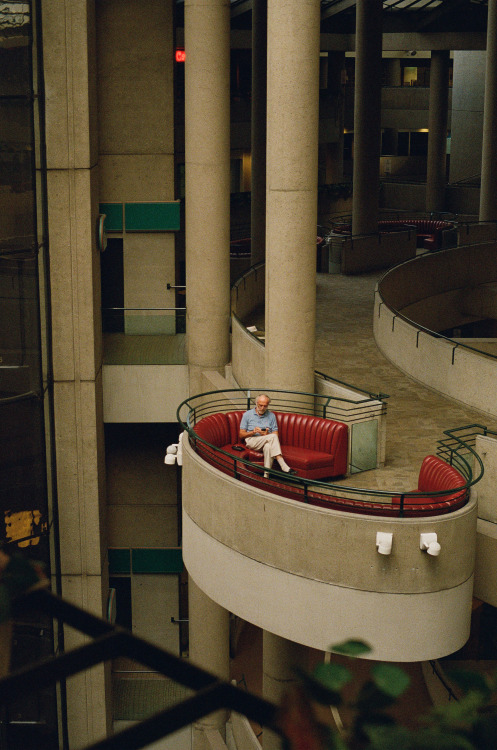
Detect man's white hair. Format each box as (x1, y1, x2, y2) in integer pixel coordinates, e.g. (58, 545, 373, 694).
(255, 393, 271, 404)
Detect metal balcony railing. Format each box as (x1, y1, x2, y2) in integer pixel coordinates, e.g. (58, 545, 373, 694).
(178, 389, 484, 518)
(1, 586, 280, 750)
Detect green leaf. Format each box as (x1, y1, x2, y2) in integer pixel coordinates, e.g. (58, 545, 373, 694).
(447, 668, 491, 700)
(293, 666, 344, 707)
(371, 663, 411, 698)
(329, 639, 371, 657)
(366, 725, 475, 750)
(355, 680, 397, 713)
(428, 691, 485, 728)
(313, 662, 352, 693)
(321, 726, 348, 750)
(365, 724, 413, 750)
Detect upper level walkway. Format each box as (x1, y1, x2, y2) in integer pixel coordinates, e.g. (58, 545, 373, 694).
(313, 270, 497, 491)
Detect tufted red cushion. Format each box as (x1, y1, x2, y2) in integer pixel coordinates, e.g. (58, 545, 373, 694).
(192, 410, 348, 480)
(392, 455, 468, 515)
(418, 455, 466, 493)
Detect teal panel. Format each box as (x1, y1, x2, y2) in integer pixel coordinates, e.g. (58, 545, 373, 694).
(99, 203, 124, 231)
(108, 548, 131, 574)
(124, 202, 181, 231)
(350, 420, 378, 474)
(132, 548, 183, 574)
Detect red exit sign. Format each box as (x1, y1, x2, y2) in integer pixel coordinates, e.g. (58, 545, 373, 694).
(175, 49, 186, 63)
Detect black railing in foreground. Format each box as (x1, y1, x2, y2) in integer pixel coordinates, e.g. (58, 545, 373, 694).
(3, 587, 279, 750)
(177, 389, 485, 517)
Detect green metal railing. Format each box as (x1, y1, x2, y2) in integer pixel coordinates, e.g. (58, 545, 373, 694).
(177, 389, 485, 518)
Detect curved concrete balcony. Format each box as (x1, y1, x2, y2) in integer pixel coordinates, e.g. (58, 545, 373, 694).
(179, 390, 481, 663)
(182, 434, 477, 662)
(374, 237, 497, 419)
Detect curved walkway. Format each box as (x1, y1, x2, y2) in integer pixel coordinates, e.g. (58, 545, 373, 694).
(315, 271, 497, 491)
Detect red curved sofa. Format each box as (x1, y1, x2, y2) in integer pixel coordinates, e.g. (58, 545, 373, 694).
(192, 410, 348, 480)
(332, 219, 454, 251)
(192, 415, 468, 517)
(391, 455, 468, 516)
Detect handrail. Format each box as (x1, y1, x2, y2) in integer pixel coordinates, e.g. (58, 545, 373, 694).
(102, 307, 186, 312)
(0, 389, 39, 405)
(314, 369, 389, 402)
(177, 389, 484, 516)
(4, 587, 280, 750)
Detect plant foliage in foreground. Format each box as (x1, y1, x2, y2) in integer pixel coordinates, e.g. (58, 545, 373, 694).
(278, 640, 497, 750)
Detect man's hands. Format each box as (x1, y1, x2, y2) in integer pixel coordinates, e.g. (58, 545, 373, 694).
(239, 426, 271, 440)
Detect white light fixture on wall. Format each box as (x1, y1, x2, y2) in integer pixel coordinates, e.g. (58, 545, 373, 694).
(376, 531, 393, 555)
(164, 434, 183, 466)
(420, 532, 441, 556)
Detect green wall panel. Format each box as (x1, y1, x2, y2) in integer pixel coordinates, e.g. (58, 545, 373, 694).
(108, 548, 131, 574)
(99, 203, 124, 232)
(132, 548, 183, 574)
(124, 202, 180, 231)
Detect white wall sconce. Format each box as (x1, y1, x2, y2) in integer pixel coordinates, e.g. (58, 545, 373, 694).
(376, 531, 393, 555)
(420, 532, 441, 556)
(164, 434, 183, 466)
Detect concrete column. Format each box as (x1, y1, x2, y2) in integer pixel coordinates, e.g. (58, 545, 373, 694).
(262, 631, 310, 750)
(386, 58, 401, 87)
(251, 0, 267, 265)
(185, 0, 231, 394)
(326, 51, 345, 183)
(480, 0, 497, 221)
(426, 51, 450, 213)
(189, 578, 230, 749)
(351, 0, 382, 236)
(265, 0, 320, 393)
(42, 0, 110, 745)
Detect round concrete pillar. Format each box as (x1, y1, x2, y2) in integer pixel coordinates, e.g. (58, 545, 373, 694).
(426, 51, 450, 213)
(251, 0, 267, 265)
(265, 0, 320, 393)
(351, 0, 382, 236)
(385, 58, 401, 88)
(262, 631, 310, 750)
(480, 0, 497, 221)
(326, 51, 346, 183)
(189, 577, 230, 748)
(184, 0, 231, 393)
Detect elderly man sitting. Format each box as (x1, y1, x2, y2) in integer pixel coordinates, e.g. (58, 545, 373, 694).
(239, 394, 296, 478)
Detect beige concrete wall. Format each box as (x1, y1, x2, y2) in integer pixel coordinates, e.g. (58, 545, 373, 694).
(96, 0, 176, 328)
(475, 519, 497, 607)
(470, 435, 497, 606)
(450, 51, 486, 184)
(474, 434, 497, 524)
(182, 438, 476, 661)
(102, 364, 189, 422)
(42, 0, 110, 743)
(340, 230, 417, 274)
(231, 318, 265, 386)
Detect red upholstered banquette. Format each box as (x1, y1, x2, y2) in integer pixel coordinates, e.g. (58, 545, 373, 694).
(332, 219, 454, 251)
(392, 455, 468, 516)
(192, 411, 348, 480)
